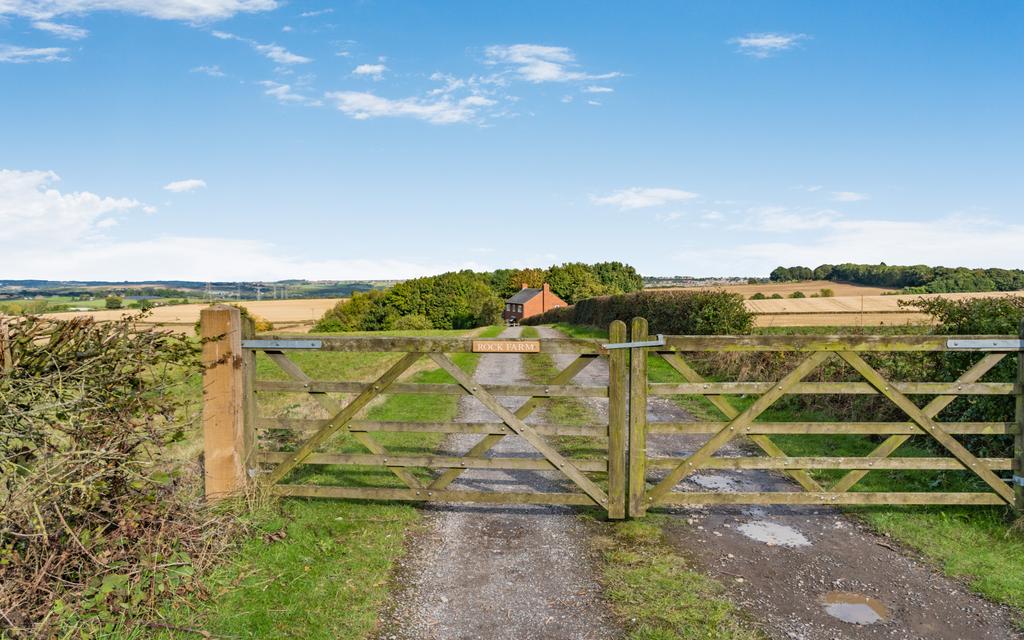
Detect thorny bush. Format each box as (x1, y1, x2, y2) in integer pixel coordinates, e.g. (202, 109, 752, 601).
(0, 315, 232, 637)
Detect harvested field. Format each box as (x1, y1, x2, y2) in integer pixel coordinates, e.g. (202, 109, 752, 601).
(748, 290, 1024, 327)
(664, 280, 896, 298)
(43, 298, 344, 333)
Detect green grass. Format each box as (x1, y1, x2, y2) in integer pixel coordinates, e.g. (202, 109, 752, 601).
(589, 515, 763, 640)
(159, 326, 505, 639)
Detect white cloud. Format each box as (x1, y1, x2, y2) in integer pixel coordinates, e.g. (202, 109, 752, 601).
(680, 215, 1024, 276)
(730, 32, 808, 58)
(163, 178, 206, 193)
(832, 191, 869, 202)
(591, 187, 699, 210)
(353, 63, 387, 79)
(259, 80, 321, 106)
(734, 206, 840, 232)
(253, 42, 309, 64)
(325, 91, 492, 124)
(583, 85, 613, 93)
(281, 25, 292, 32)
(0, 169, 140, 242)
(191, 64, 225, 76)
(587, 100, 601, 106)
(560, 95, 573, 103)
(484, 44, 620, 83)
(32, 21, 88, 39)
(0, 44, 68, 63)
(211, 30, 310, 64)
(300, 8, 332, 17)
(0, 0, 278, 22)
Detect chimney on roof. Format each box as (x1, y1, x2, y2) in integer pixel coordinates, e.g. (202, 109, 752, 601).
(542, 283, 550, 292)
(521, 283, 529, 289)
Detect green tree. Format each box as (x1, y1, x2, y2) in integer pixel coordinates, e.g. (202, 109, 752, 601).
(104, 295, 123, 309)
(545, 263, 609, 304)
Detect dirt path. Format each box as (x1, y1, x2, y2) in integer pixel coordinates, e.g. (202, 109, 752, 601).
(543, 325, 1023, 640)
(377, 326, 619, 640)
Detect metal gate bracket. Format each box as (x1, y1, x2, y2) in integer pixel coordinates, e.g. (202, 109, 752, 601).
(602, 334, 666, 350)
(242, 339, 323, 350)
(946, 339, 1024, 350)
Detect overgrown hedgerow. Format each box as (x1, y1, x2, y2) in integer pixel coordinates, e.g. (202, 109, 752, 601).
(523, 289, 754, 335)
(0, 315, 233, 638)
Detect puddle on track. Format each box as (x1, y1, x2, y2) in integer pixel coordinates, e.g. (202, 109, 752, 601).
(690, 474, 737, 491)
(736, 520, 810, 547)
(821, 591, 890, 625)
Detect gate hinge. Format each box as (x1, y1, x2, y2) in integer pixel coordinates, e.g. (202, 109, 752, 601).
(602, 334, 666, 350)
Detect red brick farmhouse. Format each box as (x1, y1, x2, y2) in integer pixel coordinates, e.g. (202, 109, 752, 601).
(502, 283, 567, 324)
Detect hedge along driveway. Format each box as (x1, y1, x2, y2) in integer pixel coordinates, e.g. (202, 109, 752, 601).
(158, 326, 504, 640)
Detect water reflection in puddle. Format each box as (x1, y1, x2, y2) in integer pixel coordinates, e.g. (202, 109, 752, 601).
(821, 592, 889, 625)
(736, 520, 809, 547)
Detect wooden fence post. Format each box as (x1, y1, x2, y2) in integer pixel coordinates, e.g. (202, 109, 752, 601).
(0, 318, 12, 373)
(1016, 319, 1024, 511)
(607, 320, 628, 519)
(628, 317, 649, 518)
(200, 305, 254, 501)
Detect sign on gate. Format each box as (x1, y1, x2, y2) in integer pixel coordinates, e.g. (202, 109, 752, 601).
(471, 340, 541, 353)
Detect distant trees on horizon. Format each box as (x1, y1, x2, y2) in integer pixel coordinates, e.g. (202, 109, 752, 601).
(769, 262, 1024, 293)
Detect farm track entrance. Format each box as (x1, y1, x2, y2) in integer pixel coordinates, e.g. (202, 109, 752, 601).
(200, 306, 1024, 517)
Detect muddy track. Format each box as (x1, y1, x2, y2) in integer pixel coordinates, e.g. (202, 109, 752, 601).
(376, 326, 619, 640)
(548, 325, 1024, 640)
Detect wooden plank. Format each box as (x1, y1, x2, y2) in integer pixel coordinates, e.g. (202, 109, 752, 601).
(265, 351, 423, 485)
(274, 484, 598, 505)
(646, 351, 833, 506)
(660, 334, 1017, 353)
(648, 381, 1014, 396)
(255, 417, 608, 437)
(837, 351, 1015, 504)
(646, 421, 1016, 435)
(645, 456, 1013, 470)
(658, 352, 822, 493)
(428, 352, 610, 507)
(258, 451, 608, 472)
(200, 306, 249, 501)
(655, 491, 1006, 506)
(607, 320, 628, 519)
(428, 353, 599, 490)
(252, 334, 604, 354)
(255, 380, 610, 397)
(832, 352, 1007, 493)
(628, 317, 649, 517)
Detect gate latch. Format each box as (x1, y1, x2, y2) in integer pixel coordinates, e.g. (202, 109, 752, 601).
(602, 334, 666, 350)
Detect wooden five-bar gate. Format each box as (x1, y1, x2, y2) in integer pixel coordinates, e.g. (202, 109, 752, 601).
(201, 306, 1024, 519)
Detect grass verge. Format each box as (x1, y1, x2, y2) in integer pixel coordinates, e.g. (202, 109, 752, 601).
(158, 326, 504, 639)
(587, 514, 764, 640)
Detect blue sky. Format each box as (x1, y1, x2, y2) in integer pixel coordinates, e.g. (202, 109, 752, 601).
(2, 1, 1022, 280)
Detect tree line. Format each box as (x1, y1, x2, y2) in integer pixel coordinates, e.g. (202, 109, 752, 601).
(769, 263, 1024, 293)
(314, 262, 643, 331)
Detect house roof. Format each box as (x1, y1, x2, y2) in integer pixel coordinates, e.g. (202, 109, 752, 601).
(507, 288, 541, 304)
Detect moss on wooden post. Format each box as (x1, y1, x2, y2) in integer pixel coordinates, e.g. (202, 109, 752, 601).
(628, 316, 649, 518)
(607, 320, 628, 519)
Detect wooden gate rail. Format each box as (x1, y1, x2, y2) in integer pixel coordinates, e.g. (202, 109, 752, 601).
(628, 320, 1024, 516)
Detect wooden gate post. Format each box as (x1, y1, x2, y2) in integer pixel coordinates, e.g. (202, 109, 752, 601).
(1015, 319, 1024, 511)
(607, 320, 628, 519)
(628, 317, 649, 517)
(0, 318, 12, 373)
(200, 305, 255, 501)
